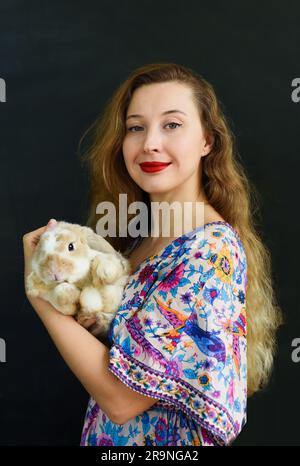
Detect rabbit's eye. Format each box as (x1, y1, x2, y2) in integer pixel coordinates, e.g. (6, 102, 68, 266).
(68, 242, 75, 251)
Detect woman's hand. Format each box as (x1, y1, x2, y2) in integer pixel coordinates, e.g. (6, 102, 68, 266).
(23, 218, 104, 336)
(77, 315, 104, 336)
(23, 218, 57, 292)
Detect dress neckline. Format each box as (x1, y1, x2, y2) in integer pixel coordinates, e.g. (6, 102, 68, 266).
(126, 220, 241, 275)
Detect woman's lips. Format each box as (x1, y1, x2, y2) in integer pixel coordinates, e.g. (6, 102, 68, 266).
(139, 162, 172, 173)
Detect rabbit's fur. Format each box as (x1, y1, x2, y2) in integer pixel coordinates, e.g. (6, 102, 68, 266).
(26, 220, 131, 341)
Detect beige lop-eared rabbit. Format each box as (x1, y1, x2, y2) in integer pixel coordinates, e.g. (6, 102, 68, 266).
(26, 220, 131, 342)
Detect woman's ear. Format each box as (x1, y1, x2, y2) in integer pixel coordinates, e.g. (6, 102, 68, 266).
(202, 132, 214, 156)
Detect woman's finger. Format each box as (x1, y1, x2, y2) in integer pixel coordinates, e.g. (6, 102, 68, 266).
(23, 225, 46, 243)
(90, 324, 105, 337)
(84, 318, 98, 328)
(23, 219, 57, 248)
(77, 316, 97, 328)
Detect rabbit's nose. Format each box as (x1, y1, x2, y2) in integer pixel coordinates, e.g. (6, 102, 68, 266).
(51, 269, 61, 280)
(52, 271, 62, 282)
(48, 264, 61, 281)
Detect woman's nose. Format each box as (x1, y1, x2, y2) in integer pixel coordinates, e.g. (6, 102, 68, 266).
(142, 124, 164, 151)
(143, 135, 161, 153)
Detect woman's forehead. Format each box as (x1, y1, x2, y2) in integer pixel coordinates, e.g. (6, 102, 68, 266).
(127, 82, 193, 112)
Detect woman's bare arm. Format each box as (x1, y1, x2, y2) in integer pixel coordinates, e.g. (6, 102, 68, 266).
(23, 220, 157, 425)
(27, 294, 158, 424)
(26, 294, 124, 423)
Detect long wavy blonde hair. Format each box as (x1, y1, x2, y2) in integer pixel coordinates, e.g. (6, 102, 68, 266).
(77, 62, 283, 397)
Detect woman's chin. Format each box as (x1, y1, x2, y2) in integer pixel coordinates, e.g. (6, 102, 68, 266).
(141, 185, 173, 196)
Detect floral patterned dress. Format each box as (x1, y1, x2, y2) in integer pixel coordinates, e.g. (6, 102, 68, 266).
(80, 221, 248, 446)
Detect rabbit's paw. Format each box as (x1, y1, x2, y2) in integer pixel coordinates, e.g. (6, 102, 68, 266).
(26, 272, 45, 298)
(26, 286, 40, 298)
(92, 254, 122, 284)
(53, 282, 80, 306)
(79, 286, 103, 315)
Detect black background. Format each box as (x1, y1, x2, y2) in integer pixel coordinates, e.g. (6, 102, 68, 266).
(0, 0, 299, 446)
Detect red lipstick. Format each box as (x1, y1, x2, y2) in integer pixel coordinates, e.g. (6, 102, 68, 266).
(139, 162, 172, 173)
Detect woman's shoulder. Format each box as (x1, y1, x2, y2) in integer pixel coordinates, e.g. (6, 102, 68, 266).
(188, 221, 247, 270)
(189, 220, 242, 246)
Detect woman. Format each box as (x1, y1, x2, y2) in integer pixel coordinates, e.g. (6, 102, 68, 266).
(23, 62, 283, 446)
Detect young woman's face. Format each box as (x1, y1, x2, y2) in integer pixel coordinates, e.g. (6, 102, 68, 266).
(122, 81, 212, 199)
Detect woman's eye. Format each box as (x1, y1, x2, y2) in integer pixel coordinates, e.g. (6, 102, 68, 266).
(166, 122, 181, 130)
(68, 242, 75, 251)
(127, 125, 142, 132)
(127, 122, 181, 132)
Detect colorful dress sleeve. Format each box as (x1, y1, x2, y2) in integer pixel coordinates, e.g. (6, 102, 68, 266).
(107, 223, 248, 446)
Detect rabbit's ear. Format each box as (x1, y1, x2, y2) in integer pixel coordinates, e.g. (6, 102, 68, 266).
(80, 226, 115, 254)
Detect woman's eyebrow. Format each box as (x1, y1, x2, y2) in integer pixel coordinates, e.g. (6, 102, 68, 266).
(126, 109, 187, 121)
